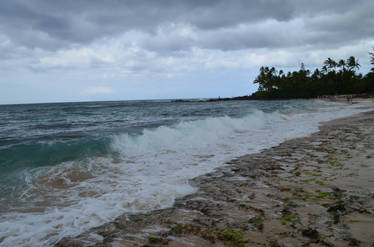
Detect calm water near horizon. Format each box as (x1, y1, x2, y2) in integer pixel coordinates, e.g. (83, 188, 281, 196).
(0, 99, 373, 246)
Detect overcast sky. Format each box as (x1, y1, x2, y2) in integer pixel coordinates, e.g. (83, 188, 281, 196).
(1, 0, 373, 104)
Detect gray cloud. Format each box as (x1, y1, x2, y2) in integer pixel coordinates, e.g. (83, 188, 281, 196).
(1, 0, 372, 52)
(0, 0, 373, 78)
(2, 0, 374, 104)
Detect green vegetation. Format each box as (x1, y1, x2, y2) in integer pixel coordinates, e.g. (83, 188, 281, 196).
(250, 49, 374, 99)
(248, 215, 264, 230)
(215, 228, 246, 247)
(287, 189, 342, 202)
(148, 236, 161, 243)
(280, 215, 298, 223)
(248, 215, 264, 224)
(169, 224, 184, 235)
(146, 236, 168, 246)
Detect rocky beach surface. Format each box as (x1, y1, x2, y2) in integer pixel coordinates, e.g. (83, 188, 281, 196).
(56, 110, 374, 247)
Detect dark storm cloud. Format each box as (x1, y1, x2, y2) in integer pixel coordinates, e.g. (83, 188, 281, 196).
(0, 0, 372, 52)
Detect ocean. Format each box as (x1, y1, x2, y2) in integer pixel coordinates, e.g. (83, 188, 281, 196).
(0, 99, 372, 246)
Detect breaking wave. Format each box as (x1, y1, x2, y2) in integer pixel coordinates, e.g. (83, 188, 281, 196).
(0, 100, 373, 246)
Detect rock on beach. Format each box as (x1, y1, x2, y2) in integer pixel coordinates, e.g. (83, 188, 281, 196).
(56, 111, 374, 247)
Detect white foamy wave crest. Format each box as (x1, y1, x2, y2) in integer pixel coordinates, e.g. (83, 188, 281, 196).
(111, 110, 265, 157)
(0, 101, 373, 246)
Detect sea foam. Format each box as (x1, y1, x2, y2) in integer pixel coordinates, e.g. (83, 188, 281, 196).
(0, 100, 373, 246)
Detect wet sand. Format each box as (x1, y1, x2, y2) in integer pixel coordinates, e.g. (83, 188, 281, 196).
(56, 110, 374, 247)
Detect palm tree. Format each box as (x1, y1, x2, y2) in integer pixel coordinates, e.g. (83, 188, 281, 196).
(324, 58, 337, 71)
(321, 65, 328, 74)
(369, 47, 374, 72)
(338, 59, 346, 71)
(346, 56, 360, 72)
(312, 68, 321, 80)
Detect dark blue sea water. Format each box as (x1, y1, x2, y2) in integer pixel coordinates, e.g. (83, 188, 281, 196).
(0, 100, 309, 197)
(0, 99, 371, 246)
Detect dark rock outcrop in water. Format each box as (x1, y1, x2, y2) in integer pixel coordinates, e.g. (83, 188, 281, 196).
(56, 110, 374, 246)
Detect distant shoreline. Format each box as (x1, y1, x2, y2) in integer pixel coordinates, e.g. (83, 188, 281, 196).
(171, 92, 374, 103)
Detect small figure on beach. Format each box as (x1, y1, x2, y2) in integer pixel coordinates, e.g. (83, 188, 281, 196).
(346, 95, 353, 104)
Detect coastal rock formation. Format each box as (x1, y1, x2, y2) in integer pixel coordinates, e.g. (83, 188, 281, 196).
(56, 111, 374, 247)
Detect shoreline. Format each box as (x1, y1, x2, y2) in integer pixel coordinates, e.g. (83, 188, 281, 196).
(171, 93, 374, 103)
(57, 110, 374, 247)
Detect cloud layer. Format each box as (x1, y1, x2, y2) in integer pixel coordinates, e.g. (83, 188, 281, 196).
(0, 0, 373, 103)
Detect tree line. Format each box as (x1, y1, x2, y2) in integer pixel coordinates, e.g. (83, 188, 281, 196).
(250, 48, 374, 99)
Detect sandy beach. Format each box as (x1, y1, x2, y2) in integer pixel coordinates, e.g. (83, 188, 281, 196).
(56, 110, 374, 247)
